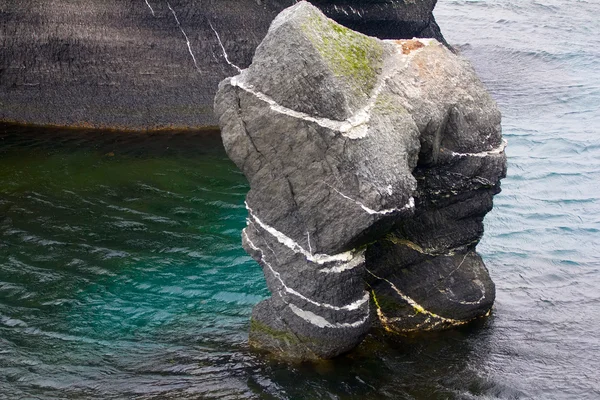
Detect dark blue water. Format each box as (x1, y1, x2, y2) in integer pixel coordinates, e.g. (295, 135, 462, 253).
(1, 1, 599, 399)
(436, 0, 600, 398)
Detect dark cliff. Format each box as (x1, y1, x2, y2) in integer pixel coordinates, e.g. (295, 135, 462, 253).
(0, 0, 446, 130)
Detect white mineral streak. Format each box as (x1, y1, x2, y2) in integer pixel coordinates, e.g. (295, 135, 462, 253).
(445, 252, 470, 279)
(306, 231, 313, 255)
(456, 279, 486, 305)
(449, 139, 507, 158)
(367, 268, 466, 328)
(144, 0, 155, 16)
(445, 284, 486, 306)
(208, 20, 242, 73)
(229, 40, 430, 140)
(415, 38, 436, 46)
(347, 6, 363, 17)
(339, 6, 349, 16)
(327, 185, 415, 215)
(441, 253, 486, 305)
(166, 2, 201, 72)
(318, 252, 365, 273)
(230, 76, 368, 138)
(288, 303, 369, 329)
(244, 230, 369, 312)
(245, 202, 356, 264)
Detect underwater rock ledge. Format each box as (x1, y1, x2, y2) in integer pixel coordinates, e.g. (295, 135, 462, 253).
(215, 2, 506, 360)
(0, 0, 446, 130)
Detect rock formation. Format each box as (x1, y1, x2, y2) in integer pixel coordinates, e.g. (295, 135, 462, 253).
(0, 0, 446, 130)
(215, 2, 506, 360)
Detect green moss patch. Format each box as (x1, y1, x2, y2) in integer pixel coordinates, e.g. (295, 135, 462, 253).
(301, 11, 383, 97)
(250, 319, 302, 344)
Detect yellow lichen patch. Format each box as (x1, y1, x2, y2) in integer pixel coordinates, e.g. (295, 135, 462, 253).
(367, 268, 477, 333)
(370, 289, 395, 333)
(384, 233, 426, 254)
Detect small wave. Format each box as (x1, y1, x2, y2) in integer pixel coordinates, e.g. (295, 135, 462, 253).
(78, 244, 129, 260)
(0, 315, 28, 328)
(206, 200, 246, 210)
(137, 183, 184, 199)
(211, 291, 265, 306)
(110, 220, 148, 230)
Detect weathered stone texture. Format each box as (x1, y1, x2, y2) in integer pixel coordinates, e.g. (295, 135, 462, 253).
(216, 2, 505, 360)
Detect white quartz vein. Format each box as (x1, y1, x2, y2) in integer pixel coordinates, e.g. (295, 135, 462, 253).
(208, 20, 242, 73)
(448, 139, 507, 158)
(243, 230, 368, 312)
(318, 252, 364, 273)
(230, 76, 368, 138)
(444, 252, 470, 280)
(367, 268, 466, 328)
(229, 41, 427, 140)
(245, 202, 356, 264)
(327, 184, 415, 215)
(289, 303, 369, 329)
(448, 285, 486, 306)
(441, 252, 487, 306)
(321, 179, 415, 215)
(166, 1, 201, 72)
(144, 0, 155, 16)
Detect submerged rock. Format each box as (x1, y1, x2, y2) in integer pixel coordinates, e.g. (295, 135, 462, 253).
(215, 2, 505, 360)
(0, 0, 446, 130)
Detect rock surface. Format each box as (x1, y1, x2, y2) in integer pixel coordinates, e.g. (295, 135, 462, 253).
(215, 2, 506, 359)
(0, 0, 446, 130)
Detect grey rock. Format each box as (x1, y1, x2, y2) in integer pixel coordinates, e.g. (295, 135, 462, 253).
(367, 248, 496, 332)
(0, 0, 446, 130)
(216, 2, 505, 359)
(365, 113, 506, 332)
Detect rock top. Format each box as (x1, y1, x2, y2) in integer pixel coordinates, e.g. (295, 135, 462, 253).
(215, 2, 505, 360)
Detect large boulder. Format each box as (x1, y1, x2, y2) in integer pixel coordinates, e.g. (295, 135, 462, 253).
(215, 2, 505, 360)
(0, 0, 446, 130)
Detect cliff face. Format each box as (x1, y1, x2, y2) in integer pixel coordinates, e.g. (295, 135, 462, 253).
(215, 3, 505, 360)
(0, 0, 445, 130)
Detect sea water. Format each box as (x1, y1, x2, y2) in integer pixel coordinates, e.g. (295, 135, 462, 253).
(1, 0, 599, 398)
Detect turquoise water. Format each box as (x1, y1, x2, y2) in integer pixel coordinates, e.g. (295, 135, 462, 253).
(1, 0, 600, 398)
(0, 127, 500, 399)
(0, 128, 269, 397)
